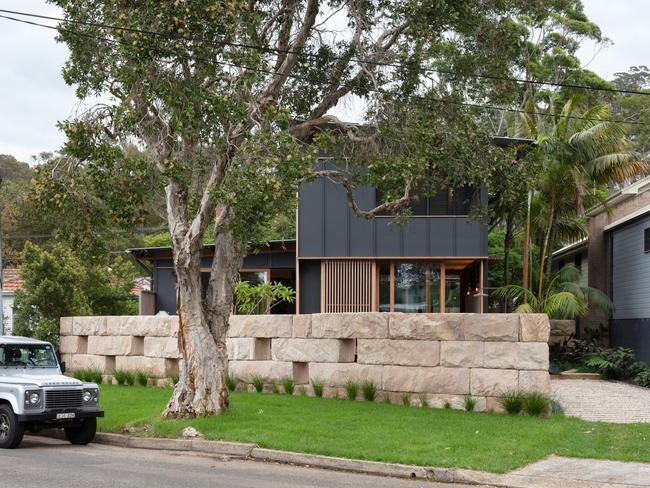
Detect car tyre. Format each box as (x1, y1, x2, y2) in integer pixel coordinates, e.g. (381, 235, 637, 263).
(0, 404, 25, 449)
(64, 417, 97, 445)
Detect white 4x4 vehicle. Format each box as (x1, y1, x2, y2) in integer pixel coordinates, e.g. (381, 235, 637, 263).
(0, 336, 104, 448)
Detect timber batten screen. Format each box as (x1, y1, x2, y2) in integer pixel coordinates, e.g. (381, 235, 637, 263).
(321, 260, 376, 312)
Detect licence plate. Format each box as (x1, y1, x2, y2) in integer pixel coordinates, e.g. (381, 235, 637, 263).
(56, 413, 76, 419)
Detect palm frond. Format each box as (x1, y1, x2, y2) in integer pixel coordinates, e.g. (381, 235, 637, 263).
(544, 291, 587, 319)
(588, 152, 648, 184)
(580, 285, 614, 314)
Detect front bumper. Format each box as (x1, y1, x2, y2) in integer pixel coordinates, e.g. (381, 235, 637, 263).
(17, 410, 104, 422)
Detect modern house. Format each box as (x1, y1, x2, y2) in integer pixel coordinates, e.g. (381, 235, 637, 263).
(1, 268, 22, 335)
(553, 175, 650, 363)
(129, 136, 533, 317)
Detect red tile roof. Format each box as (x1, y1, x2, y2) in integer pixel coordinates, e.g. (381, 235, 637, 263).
(2, 269, 23, 292)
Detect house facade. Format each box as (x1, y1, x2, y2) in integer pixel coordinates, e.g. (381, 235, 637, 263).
(130, 136, 532, 317)
(553, 176, 650, 363)
(1, 269, 22, 335)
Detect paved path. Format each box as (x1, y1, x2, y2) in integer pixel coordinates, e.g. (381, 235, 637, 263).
(8, 436, 485, 488)
(513, 456, 650, 487)
(551, 378, 650, 423)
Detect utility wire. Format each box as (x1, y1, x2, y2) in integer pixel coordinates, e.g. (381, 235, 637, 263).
(1, 13, 649, 127)
(2, 7, 650, 98)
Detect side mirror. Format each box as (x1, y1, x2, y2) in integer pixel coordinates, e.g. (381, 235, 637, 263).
(60, 361, 66, 374)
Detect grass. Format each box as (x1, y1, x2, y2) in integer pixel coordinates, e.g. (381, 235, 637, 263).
(500, 391, 525, 415)
(361, 381, 377, 402)
(96, 385, 650, 473)
(72, 367, 103, 384)
(344, 379, 358, 400)
(310, 378, 324, 398)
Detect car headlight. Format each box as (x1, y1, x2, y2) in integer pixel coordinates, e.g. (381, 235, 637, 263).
(29, 392, 40, 404)
(24, 390, 42, 408)
(83, 389, 99, 404)
(82, 390, 93, 403)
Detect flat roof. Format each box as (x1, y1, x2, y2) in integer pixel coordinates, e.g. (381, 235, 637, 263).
(128, 239, 297, 260)
(552, 239, 588, 258)
(586, 175, 650, 217)
(604, 203, 650, 232)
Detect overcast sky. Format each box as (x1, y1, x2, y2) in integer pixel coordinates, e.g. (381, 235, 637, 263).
(0, 0, 648, 162)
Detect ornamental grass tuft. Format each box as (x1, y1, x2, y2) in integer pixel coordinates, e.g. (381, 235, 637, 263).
(344, 379, 359, 400)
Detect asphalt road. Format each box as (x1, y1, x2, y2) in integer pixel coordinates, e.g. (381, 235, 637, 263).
(0, 436, 485, 488)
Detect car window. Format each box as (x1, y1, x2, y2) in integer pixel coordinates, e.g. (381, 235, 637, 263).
(0, 344, 58, 368)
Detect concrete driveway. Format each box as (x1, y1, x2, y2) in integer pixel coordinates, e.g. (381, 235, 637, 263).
(6, 436, 482, 488)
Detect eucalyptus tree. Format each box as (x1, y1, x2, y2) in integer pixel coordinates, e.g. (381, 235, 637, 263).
(48, 0, 544, 417)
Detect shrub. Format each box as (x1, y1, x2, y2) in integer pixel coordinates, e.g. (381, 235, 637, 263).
(463, 395, 477, 412)
(113, 369, 129, 385)
(225, 374, 238, 392)
(630, 361, 650, 377)
(135, 371, 148, 387)
(250, 374, 265, 393)
(271, 382, 279, 394)
(442, 399, 451, 409)
(420, 394, 430, 408)
(635, 370, 650, 388)
(123, 371, 135, 386)
(344, 379, 358, 400)
(499, 391, 524, 415)
(281, 376, 294, 395)
(170, 373, 180, 386)
(401, 393, 411, 406)
(585, 347, 637, 380)
(299, 386, 308, 396)
(71, 370, 84, 381)
(311, 378, 324, 398)
(361, 381, 377, 401)
(73, 368, 103, 384)
(523, 392, 551, 417)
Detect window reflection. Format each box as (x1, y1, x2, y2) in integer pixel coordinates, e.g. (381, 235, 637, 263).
(380, 262, 440, 313)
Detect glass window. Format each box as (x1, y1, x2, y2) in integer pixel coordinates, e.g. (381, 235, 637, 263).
(239, 271, 268, 286)
(0, 344, 58, 368)
(379, 264, 391, 312)
(391, 262, 440, 313)
(445, 272, 461, 313)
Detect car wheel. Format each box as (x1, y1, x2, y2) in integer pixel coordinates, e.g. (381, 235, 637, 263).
(64, 418, 97, 445)
(0, 404, 25, 449)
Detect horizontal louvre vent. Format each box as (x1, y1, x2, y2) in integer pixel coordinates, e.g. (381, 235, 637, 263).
(45, 389, 82, 409)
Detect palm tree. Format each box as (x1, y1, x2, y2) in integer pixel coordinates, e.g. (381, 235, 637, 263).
(519, 97, 647, 296)
(493, 264, 613, 319)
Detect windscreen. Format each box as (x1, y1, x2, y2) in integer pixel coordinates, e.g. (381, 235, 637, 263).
(0, 344, 58, 368)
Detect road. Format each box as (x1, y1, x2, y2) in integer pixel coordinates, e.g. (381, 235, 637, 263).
(0, 436, 485, 488)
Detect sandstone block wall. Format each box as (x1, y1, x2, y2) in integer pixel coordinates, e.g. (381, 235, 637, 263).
(59, 313, 551, 411)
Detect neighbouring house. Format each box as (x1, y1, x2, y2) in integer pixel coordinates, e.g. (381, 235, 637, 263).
(1, 268, 22, 335)
(552, 175, 650, 363)
(129, 136, 534, 316)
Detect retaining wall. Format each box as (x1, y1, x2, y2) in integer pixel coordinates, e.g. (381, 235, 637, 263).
(59, 313, 550, 411)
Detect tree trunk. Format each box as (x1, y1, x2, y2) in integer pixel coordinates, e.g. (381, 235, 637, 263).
(503, 211, 514, 312)
(537, 205, 555, 299)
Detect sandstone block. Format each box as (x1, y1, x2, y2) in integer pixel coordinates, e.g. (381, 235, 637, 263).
(228, 315, 293, 338)
(357, 339, 440, 367)
(88, 336, 144, 356)
(144, 337, 181, 359)
(308, 363, 383, 387)
(470, 368, 518, 396)
(292, 315, 312, 338)
(115, 356, 178, 378)
(486, 396, 506, 414)
(60, 317, 73, 336)
(549, 319, 575, 337)
(484, 342, 549, 370)
(518, 370, 551, 394)
(59, 336, 88, 355)
(440, 341, 484, 367)
(64, 354, 113, 372)
(463, 314, 519, 342)
(72, 317, 107, 336)
(519, 314, 550, 342)
(388, 313, 463, 341)
(310, 313, 388, 339)
(226, 338, 255, 360)
(228, 360, 293, 382)
(381, 366, 470, 395)
(271, 338, 348, 363)
(103, 315, 179, 337)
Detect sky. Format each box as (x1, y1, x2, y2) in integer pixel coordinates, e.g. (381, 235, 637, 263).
(0, 0, 648, 162)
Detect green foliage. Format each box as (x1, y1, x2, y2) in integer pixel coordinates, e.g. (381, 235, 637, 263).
(344, 380, 358, 401)
(420, 394, 430, 408)
(401, 393, 411, 407)
(113, 369, 129, 386)
(585, 347, 638, 380)
(500, 391, 525, 415)
(250, 374, 265, 393)
(270, 381, 279, 394)
(13, 242, 137, 346)
(135, 371, 149, 387)
(493, 264, 613, 319)
(523, 393, 551, 417)
(281, 377, 294, 395)
(310, 378, 324, 398)
(225, 374, 238, 392)
(463, 395, 477, 412)
(442, 399, 450, 409)
(234, 281, 295, 315)
(299, 386, 308, 396)
(170, 373, 180, 386)
(72, 367, 103, 384)
(361, 381, 377, 402)
(635, 370, 650, 388)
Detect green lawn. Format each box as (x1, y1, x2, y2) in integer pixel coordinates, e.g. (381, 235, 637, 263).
(97, 385, 650, 473)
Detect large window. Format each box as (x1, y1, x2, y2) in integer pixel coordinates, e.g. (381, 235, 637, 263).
(380, 262, 441, 312)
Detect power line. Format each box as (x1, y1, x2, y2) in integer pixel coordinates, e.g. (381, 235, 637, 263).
(1, 13, 649, 127)
(2, 7, 650, 98)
